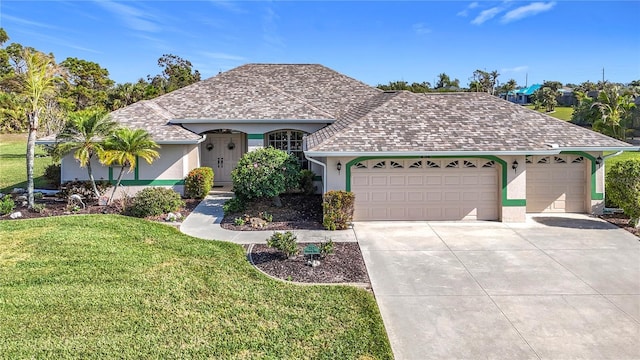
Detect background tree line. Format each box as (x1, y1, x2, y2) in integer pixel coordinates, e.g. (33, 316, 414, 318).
(0, 28, 200, 135)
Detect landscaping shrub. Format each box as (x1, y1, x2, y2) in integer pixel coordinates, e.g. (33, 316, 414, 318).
(266, 231, 299, 258)
(223, 197, 246, 214)
(322, 190, 355, 230)
(30, 203, 46, 214)
(319, 239, 334, 258)
(0, 195, 15, 215)
(299, 169, 316, 195)
(58, 180, 110, 201)
(43, 163, 61, 187)
(184, 167, 214, 199)
(126, 187, 184, 218)
(231, 147, 300, 204)
(606, 159, 640, 227)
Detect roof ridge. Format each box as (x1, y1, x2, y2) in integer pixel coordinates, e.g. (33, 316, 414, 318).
(305, 91, 401, 150)
(140, 100, 175, 121)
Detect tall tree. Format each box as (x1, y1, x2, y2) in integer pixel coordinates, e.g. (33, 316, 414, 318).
(60, 57, 114, 111)
(101, 127, 159, 204)
(470, 69, 499, 95)
(591, 85, 636, 140)
(54, 110, 119, 199)
(148, 54, 201, 94)
(22, 49, 60, 208)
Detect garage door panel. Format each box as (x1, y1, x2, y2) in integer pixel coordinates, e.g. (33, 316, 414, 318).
(370, 192, 388, 202)
(389, 192, 406, 202)
(352, 175, 370, 186)
(444, 192, 460, 201)
(407, 191, 424, 202)
(389, 176, 406, 186)
(407, 176, 424, 185)
(444, 176, 460, 185)
(463, 192, 479, 201)
(426, 192, 442, 201)
(462, 176, 479, 185)
(370, 176, 388, 186)
(426, 176, 441, 185)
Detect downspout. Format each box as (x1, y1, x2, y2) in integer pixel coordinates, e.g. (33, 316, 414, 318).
(304, 153, 327, 194)
(603, 150, 623, 159)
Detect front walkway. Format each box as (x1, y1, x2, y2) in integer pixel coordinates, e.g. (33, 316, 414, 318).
(179, 189, 357, 244)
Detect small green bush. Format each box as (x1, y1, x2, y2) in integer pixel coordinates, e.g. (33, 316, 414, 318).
(33, 192, 44, 200)
(266, 231, 299, 258)
(223, 197, 246, 214)
(59, 180, 110, 201)
(299, 170, 317, 195)
(184, 167, 214, 199)
(231, 147, 300, 200)
(322, 190, 355, 230)
(319, 239, 334, 257)
(126, 187, 184, 218)
(260, 211, 273, 223)
(0, 196, 15, 215)
(44, 164, 61, 187)
(30, 203, 46, 213)
(606, 159, 640, 227)
(234, 217, 246, 226)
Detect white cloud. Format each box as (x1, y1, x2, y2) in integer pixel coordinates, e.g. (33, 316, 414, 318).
(412, 23, 432, 35)
(501, 65, 529, 73)
(95, 1, 161, 32)
(501, 2, 556, 23)
(457, 2, 479, 17)
(1, 14, 59, 29)
(471, 7, 503, 25)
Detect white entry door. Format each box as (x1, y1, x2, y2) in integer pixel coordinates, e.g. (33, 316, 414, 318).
(202, 134, 243, 184)
(351, 158, 499, 221)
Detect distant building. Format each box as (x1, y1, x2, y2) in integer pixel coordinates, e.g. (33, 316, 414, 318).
(503, 84, 542, 105)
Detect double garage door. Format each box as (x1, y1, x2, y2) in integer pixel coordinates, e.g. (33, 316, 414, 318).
(351, 155, 589, 221)
(351, 158, 499, 221)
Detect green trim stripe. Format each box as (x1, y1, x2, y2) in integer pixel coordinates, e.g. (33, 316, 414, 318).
(345, 155, 526, 207)
(560, 151, 603, 200)
(248, 134, 264, 140)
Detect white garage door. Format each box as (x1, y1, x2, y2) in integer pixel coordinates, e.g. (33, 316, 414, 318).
(526, 155, 587, 213)
(351, 158, 499, 221)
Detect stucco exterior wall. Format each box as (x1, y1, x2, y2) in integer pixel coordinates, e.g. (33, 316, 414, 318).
(61, 155, 109, 182)
(499, 155, 526, 222)
(138, 145, 185, 180)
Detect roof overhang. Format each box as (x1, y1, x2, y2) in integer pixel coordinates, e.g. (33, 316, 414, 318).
(35, 136, 206, 146)
(170, 119, 335, 125)
(304, 147, 639, 157)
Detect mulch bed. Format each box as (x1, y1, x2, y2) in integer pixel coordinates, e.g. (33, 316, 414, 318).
(249, 243, 370, 285)
(221, 193, 324, 231)
(1, 196, 201, 222)
(600, 214, 639, 237)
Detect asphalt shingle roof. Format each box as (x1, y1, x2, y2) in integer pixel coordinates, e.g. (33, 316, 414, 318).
(305, 91, 632, 153)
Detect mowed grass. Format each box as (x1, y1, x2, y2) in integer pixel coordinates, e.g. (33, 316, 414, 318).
(605, 150, 640, 171)
(0, 215, 392, 359)
(524, 105, 574, 121)
(0, 133, 53, 193)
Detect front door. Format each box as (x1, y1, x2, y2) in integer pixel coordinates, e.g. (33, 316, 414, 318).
(202, 133, 242, 184)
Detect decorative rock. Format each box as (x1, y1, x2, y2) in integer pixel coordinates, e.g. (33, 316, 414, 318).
(12, 188, 25, 194)
(9, 211, 22, 219)
(0, 193, 4, 199)
(16, 195, 27, 202)
(166, 212, 178, 222)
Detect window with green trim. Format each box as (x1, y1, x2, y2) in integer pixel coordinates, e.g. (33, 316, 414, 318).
(266, 130, 308, 168)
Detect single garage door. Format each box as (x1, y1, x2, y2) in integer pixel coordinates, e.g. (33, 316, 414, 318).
(526, 155, 587, 213)
(351, 158, 499, 221)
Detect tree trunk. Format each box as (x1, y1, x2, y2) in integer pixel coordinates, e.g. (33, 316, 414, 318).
(108, 166, 125, 205)
(86, 158, 101, 200)
(26, 113, 37, 209)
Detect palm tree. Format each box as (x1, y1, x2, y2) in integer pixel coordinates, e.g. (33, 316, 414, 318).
(101, 127, 160, 204)
(54, 110, 118, 199)
(22, 49, 61, 208)
(592, 86, 636, 140)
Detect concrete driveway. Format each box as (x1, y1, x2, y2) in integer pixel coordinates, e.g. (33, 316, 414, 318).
(355, 214, 640, 360)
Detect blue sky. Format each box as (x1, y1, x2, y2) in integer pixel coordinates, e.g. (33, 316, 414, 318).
(1, 1, 639, 88)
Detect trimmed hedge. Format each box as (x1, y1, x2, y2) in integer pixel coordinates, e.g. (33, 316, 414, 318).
(606, 159, 640, 227)
(322, 190, 355, 230)
(185, 167, 214, 199)
(126, 187, 184, 218)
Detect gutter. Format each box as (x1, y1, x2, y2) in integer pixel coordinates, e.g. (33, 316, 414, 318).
(170, 119, 335, 125)
(303, 147, 640, 158)
(603, 150, 624, 159)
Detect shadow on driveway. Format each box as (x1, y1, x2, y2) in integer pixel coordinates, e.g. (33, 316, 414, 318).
(532, 216, 616, 230)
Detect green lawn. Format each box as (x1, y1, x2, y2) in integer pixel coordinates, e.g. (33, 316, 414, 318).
(0, 215, 392, 359)
(524, 105, 574, 121)
(0, 133, 54, 194)
(605, 150, 640, 171)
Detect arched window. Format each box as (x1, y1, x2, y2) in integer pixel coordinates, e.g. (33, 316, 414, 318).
(266, 130, 308, 168)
